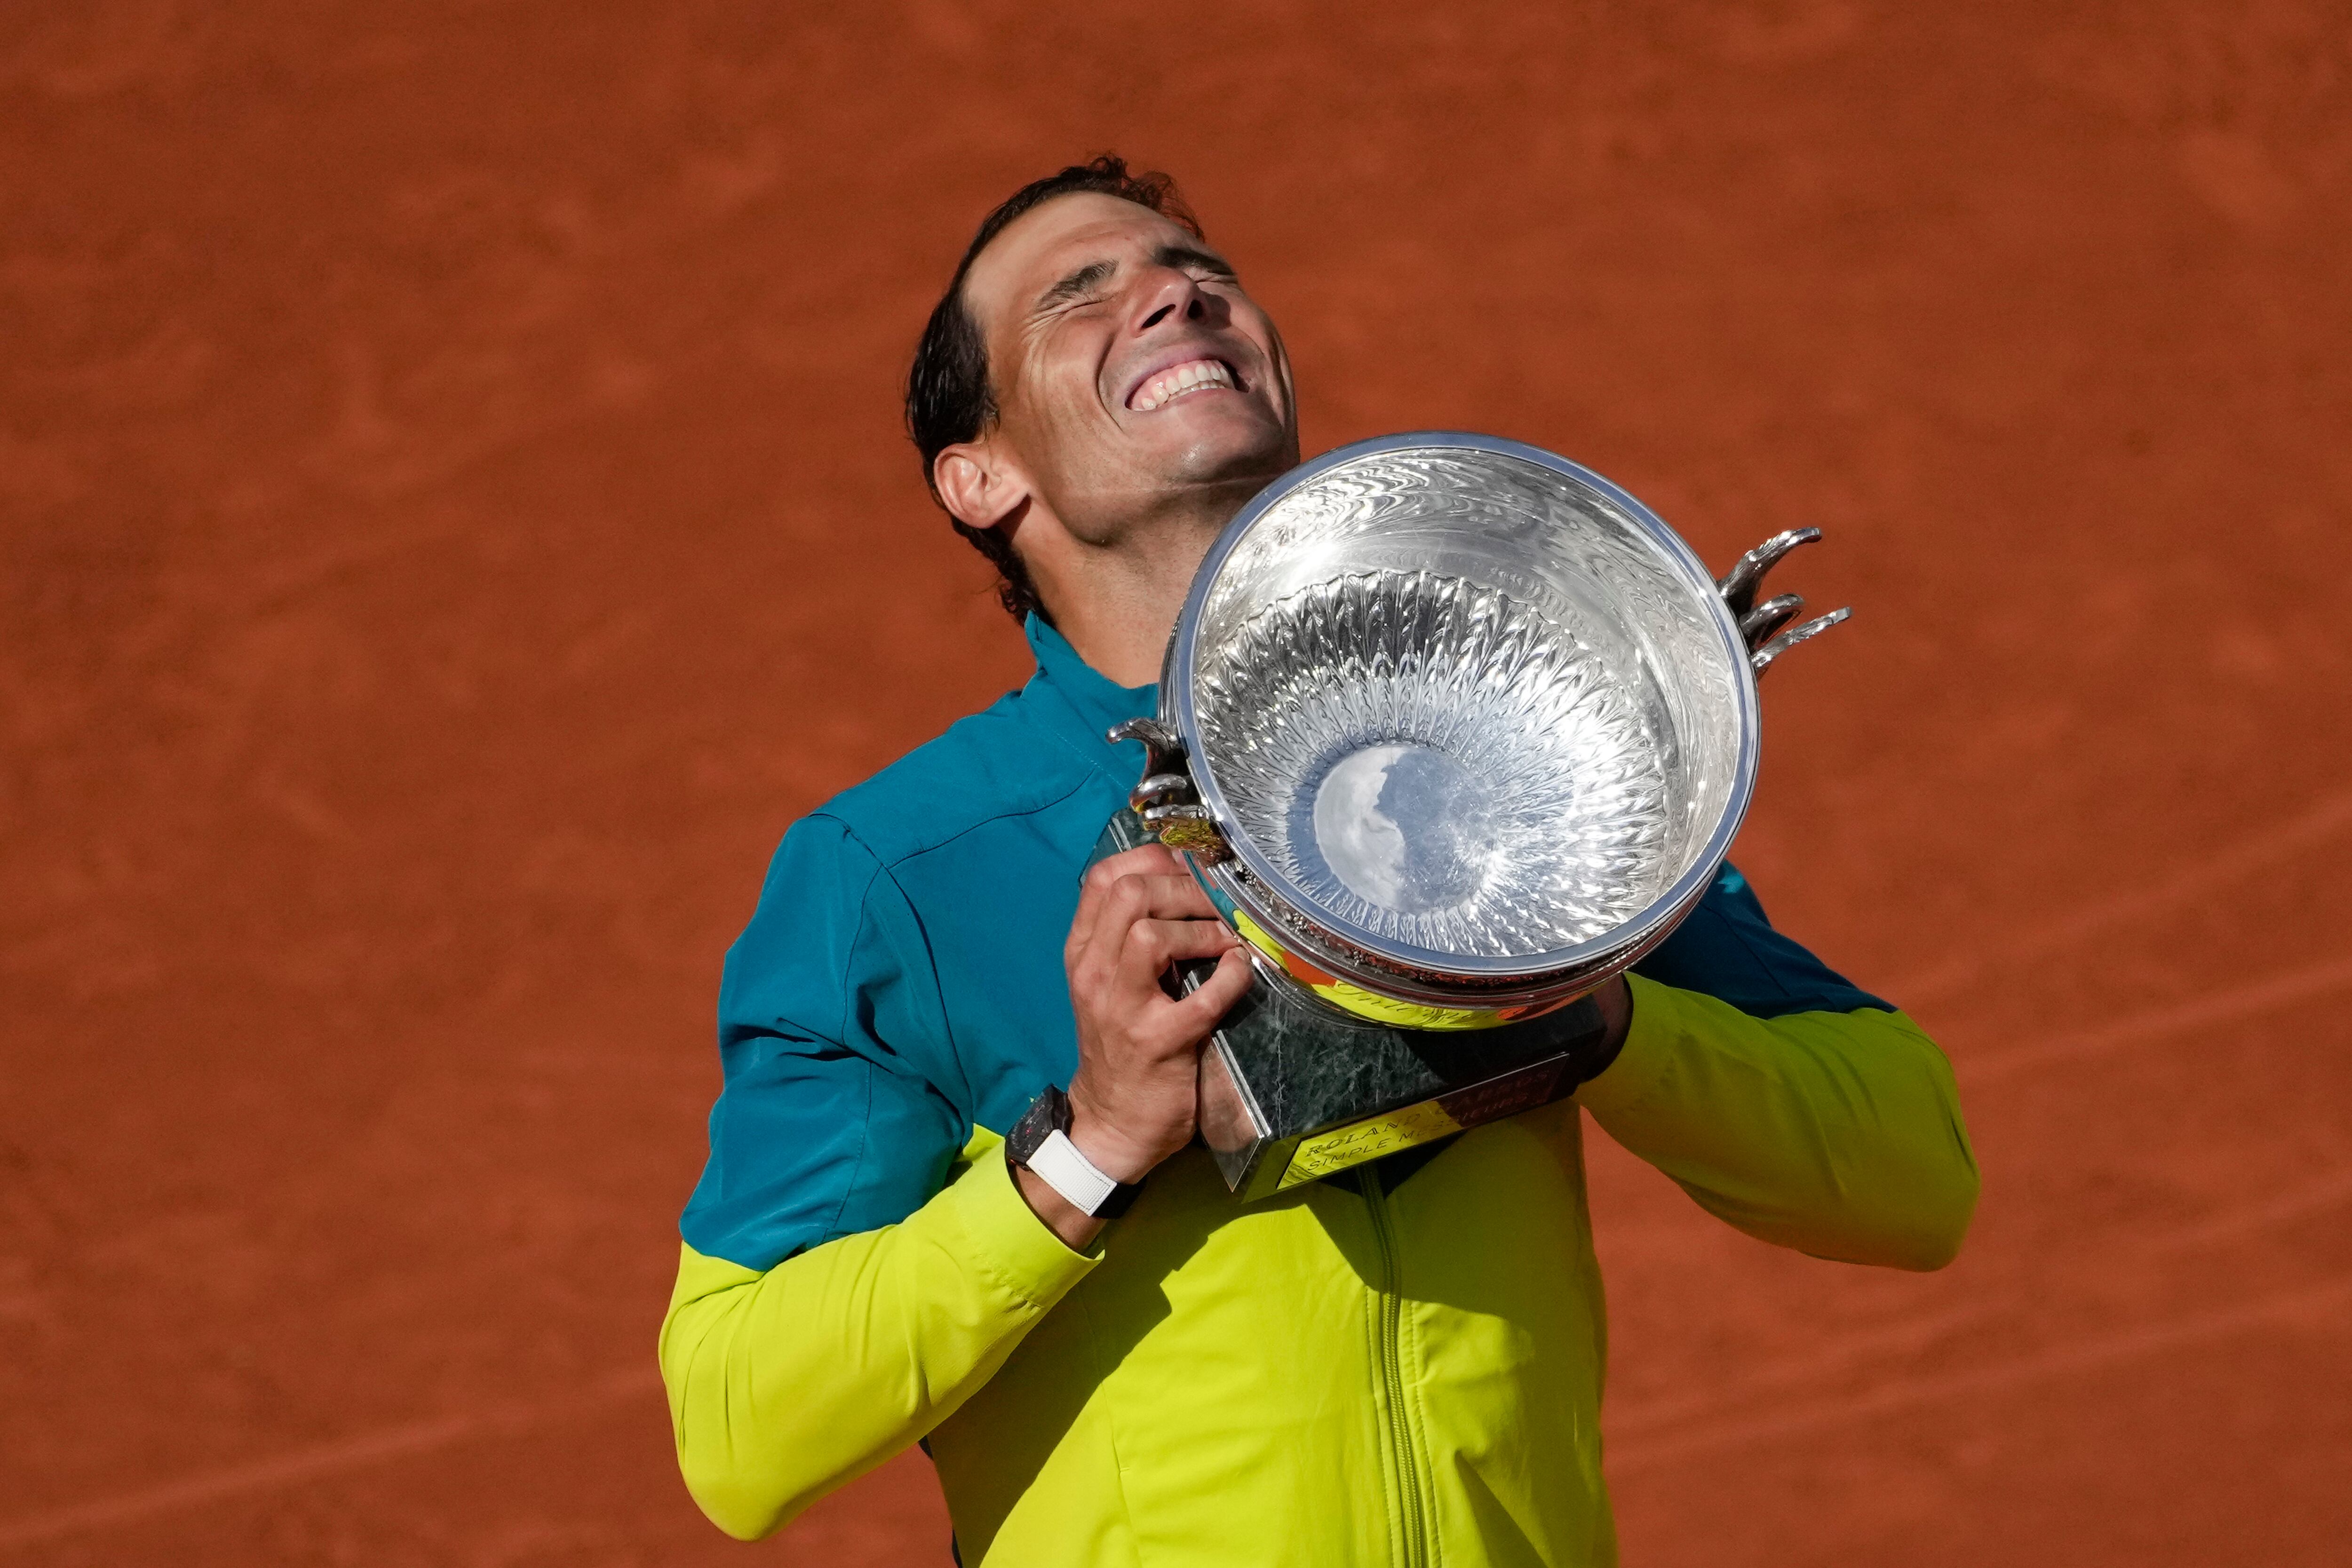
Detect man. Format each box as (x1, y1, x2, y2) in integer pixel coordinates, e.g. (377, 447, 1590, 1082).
(661, 157, 1978, 1567)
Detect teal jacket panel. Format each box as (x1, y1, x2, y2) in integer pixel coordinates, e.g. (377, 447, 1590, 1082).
(682, 615, 1150, 1271)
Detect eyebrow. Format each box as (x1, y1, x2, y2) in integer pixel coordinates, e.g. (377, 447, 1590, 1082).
(1154, 242, 1235, 277)
(1032, 243, 1239, 313)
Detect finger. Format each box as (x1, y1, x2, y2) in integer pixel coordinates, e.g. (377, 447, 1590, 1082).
(1109, 921, 1237, 1008)
(1116, 916, 1244, 988)
(1068, 865, 1155, 980)
(1072, 874, 1224, 980)
(1085, 844, 1182, 891)
(1166, 946, 1255, 1034)
(1112, 874, 1223, 924)
(1069, 876, 1151, 996)
(1069, 845, 1184, 958)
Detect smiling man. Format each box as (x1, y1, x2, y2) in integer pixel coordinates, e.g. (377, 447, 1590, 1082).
(660, 158, 1978, 1567)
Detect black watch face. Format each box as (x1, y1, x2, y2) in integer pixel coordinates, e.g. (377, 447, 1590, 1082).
(1006, 1086, 1065, 1166)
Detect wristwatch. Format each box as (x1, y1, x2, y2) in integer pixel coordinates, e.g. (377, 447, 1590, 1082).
(1005, 1083, 1146, 1219)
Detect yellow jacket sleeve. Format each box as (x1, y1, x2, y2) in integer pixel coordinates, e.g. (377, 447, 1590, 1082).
(657, 1130, 1097, 1541)
(1576, 975, 1979, 1271)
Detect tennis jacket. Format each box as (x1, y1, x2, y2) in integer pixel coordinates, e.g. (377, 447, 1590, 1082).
(660, 613, 1979, 1567)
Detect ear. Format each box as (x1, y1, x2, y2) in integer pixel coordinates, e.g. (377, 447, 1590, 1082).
(933, 439, 1029, 532)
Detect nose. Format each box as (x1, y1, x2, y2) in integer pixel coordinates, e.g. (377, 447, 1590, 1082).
(1133, 268, 1218, 334)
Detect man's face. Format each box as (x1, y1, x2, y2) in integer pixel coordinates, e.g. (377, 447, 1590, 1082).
(959, 192, 1297, 540)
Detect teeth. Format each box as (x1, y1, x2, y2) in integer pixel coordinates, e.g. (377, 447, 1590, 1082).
(1132, 358, 1235, 411)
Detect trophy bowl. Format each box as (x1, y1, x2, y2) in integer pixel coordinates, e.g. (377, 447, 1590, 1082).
(1151, 433, 1772, 1022)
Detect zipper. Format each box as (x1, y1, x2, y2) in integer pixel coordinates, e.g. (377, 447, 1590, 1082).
(1364, 1165, 1432, 1568)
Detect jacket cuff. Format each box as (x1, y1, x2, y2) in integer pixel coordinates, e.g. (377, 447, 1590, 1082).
(1571, 973, 1685, 1117)
(927, 1129, 1101, 1313)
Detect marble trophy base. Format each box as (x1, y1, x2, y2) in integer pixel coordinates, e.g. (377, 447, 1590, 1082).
(1087, 809, 1615, 1202)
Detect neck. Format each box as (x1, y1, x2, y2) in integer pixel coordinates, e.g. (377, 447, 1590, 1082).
(1031, 509, 1227, 686)
(1030, 479, 1270, 686)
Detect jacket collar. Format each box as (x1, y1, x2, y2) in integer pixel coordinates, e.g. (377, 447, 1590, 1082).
(1022, 613, 1157, 770)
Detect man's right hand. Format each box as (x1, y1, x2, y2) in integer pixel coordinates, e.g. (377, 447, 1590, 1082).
(1016, 844, 1254, 1248)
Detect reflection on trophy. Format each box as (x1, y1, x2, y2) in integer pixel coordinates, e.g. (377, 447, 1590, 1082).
(1086, 433, 1851, 1199)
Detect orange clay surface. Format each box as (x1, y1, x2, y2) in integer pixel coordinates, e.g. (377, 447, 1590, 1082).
(4, 5, 2349, 1564)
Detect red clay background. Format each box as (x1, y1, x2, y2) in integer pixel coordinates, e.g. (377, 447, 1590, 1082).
(5, 4, 2348, 1564)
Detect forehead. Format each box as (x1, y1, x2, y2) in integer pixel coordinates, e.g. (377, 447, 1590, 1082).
(961, 191, 1203, 329)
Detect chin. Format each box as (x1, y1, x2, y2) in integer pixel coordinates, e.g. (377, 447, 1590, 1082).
(1155, 410, 1296, 489)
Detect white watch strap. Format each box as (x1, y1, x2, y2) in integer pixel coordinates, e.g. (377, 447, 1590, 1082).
(1026, 1128, 1120, 1217)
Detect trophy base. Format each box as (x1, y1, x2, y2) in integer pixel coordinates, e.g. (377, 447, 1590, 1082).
(1087, 809, 1616, 1200)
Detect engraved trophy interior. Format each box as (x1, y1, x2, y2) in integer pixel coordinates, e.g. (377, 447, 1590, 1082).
(1198, 569, 1671, 959)
(1176, 440, 1755, 1001)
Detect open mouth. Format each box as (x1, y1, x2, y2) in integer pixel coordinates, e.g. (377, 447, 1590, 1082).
(1128, 357, 1241, 413)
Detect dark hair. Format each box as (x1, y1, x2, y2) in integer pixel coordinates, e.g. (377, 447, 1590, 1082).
(906, 155, 1203, 623)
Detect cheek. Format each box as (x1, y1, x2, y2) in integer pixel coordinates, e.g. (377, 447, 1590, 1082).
(1015, 383, 1133, 487)
(1027, 353, 1114, 430)
(1033, 389, 1125, 470)
(998, 367, 1113, 459)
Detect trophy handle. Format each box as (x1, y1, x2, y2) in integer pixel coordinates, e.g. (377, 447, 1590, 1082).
(1750, 607, 1853, 676)
(1107, 719, 1233, 863)
(1719, 527, 1852, 677)
(1736, 591, 1805, 645)
(1717, 526, 1820, 617)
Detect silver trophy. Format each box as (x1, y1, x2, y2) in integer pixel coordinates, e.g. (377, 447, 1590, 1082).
(1088, 433, 1848, 1198)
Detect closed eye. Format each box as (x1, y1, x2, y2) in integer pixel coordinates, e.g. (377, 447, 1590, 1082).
(1037, 259, 1117, 315)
